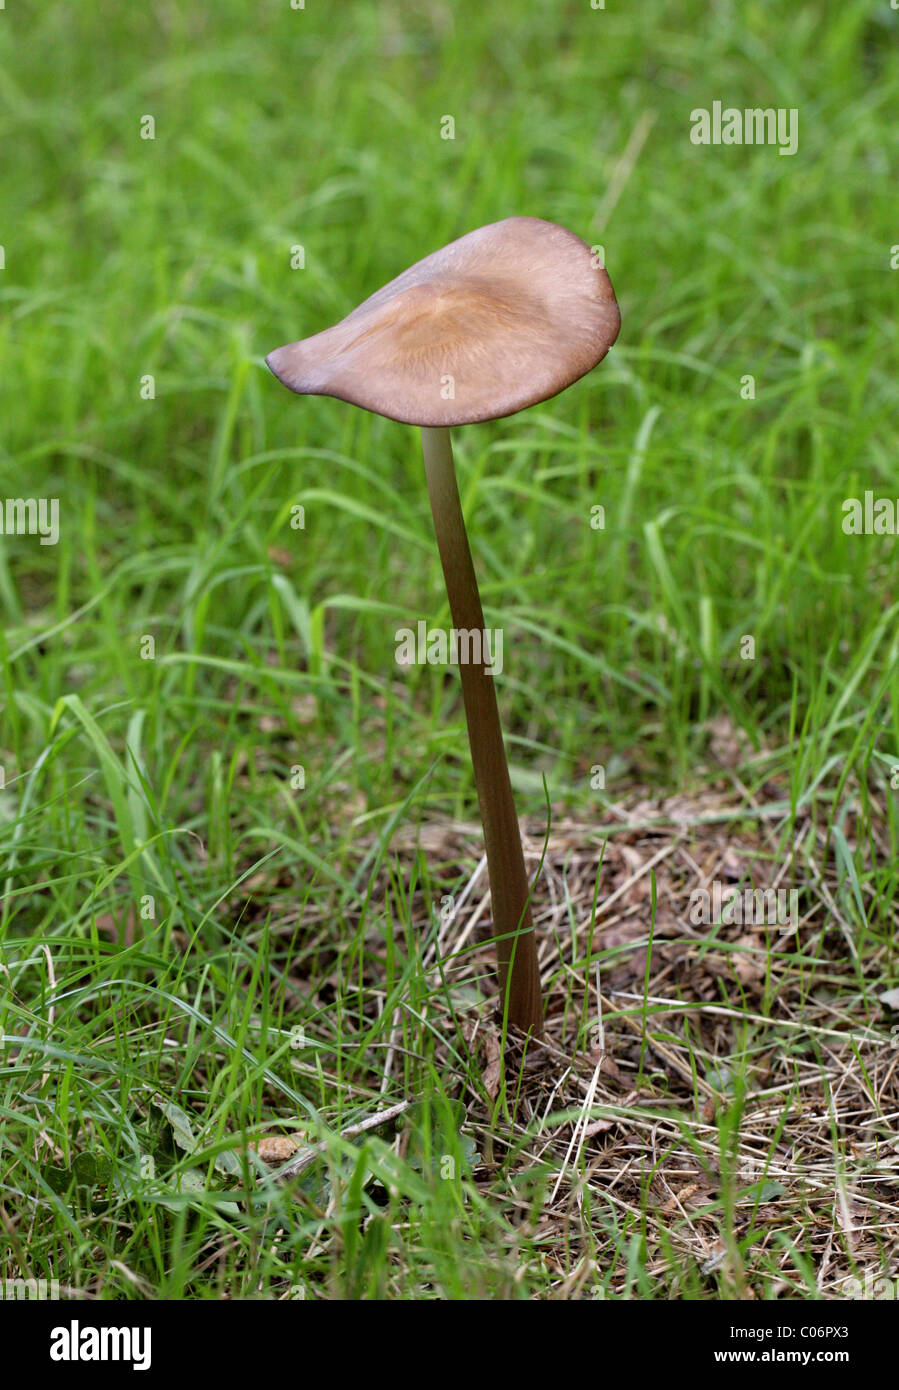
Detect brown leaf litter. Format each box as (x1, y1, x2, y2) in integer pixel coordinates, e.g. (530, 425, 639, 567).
(337, 780, 899, 1298)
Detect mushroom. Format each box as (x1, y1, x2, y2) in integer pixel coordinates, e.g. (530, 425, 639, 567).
(266, 216, 620, 1038)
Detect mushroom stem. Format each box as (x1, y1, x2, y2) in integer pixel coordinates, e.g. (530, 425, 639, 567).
(420, 424, 544, 1037)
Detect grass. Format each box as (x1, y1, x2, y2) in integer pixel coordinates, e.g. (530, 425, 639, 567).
(2, 0, 899, 1301)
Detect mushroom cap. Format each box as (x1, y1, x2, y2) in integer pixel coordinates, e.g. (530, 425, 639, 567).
(265, 217, 620, 427)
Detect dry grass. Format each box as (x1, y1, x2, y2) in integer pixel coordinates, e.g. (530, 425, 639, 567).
(302, 773, 899, 1299)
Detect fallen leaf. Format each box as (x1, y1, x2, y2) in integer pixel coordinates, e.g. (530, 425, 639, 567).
(583, 1118, 614, 1138)
(482, 1030, 502, 1099)
(732, 933, 765, 985)
(255, 1136, 301, 1163)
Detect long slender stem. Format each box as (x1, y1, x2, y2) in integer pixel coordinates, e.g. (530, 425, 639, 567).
(421, 424, 543, 1037)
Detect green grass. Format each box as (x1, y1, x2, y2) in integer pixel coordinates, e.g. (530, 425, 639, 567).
(2, 0, 899, 1301)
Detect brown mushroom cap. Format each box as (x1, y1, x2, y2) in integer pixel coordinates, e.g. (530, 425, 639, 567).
(265, 217, 620, 427)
